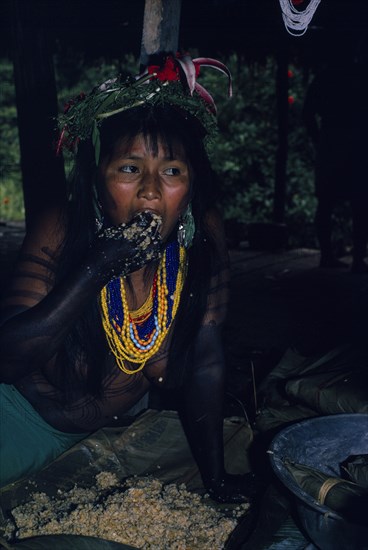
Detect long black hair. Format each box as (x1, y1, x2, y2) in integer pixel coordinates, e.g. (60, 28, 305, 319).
(56, 104, 221, 394)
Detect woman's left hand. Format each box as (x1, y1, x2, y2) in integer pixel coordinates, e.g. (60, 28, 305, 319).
(205, 472, 262, 503)
(88, 211, 163, 285)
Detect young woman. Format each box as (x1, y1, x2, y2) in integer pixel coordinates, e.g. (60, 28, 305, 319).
(0, 53, 256, 501)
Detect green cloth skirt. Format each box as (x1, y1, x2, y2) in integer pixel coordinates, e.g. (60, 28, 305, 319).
(0, 384, 89, 488)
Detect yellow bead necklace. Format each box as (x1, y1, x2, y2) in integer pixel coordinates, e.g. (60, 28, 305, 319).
(100, 241, 186, 374)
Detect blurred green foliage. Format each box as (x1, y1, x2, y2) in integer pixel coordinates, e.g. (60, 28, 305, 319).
(0, 60, 24, 221)
(0, 53, 321, 247)
(199, 54, 318, 247)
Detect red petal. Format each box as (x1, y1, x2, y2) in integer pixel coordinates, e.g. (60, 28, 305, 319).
(176, 55, 196, 95)
(56, 127, 66, 156)
(193, 58, 232, 97)
(194, 82, 217, 115)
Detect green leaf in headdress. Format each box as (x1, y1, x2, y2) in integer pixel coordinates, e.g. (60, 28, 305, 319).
(92, 120, 101, 165)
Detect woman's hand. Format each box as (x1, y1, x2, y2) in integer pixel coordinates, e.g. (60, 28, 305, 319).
(205, 472, 261, 504)
(88, 211, 163, 285)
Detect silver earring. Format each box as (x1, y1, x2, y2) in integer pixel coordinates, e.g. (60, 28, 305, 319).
(93, 185, 104, 233)
(94, 198, 104, 233)
(95, 212, 104, 233)
(177, 203, 195, 249)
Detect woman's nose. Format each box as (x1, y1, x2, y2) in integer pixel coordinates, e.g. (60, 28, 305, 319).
(138, 173, 161, 200)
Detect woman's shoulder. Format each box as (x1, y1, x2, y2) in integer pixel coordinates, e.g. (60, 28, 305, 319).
(0, 206, 67, 317)
(23, 205, 67, 257)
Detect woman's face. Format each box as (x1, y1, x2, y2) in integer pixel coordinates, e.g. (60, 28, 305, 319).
(99, 133, 191, 241)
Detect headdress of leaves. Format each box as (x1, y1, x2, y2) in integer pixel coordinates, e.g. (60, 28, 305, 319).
(57, 53, 232, 164)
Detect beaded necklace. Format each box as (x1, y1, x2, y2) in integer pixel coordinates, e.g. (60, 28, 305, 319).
(100, 240, 187, 374)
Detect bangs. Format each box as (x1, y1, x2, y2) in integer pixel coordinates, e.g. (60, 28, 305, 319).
(99, 104, 205, 163)
(112, 130, 186, 162)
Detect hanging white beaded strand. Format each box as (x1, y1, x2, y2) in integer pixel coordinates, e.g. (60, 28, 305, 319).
(279, 0, 322, 36)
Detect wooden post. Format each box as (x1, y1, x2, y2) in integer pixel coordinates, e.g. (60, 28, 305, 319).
(11, 0, 65, 230)
(140, 0, 182, 68)
(273, 43, 289, 225)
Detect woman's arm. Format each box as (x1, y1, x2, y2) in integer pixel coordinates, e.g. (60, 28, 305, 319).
(180, 210, 258, 503)
(182, 322, 226, 484)
(0, 210, 161, 383)
(182, 323, 259, 503)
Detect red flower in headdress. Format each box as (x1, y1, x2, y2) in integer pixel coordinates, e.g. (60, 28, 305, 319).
(148, 56, 180, 81)
(147, 53, 232, 115)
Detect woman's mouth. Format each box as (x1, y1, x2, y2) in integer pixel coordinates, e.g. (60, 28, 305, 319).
(132, 210, 163, 233)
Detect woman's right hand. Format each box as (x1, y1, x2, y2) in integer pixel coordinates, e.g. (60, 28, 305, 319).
(87, 211, 163, 285)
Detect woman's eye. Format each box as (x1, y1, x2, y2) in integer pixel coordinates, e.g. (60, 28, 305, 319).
(163, 167, 181, 176)
(119, 165, 138, 174)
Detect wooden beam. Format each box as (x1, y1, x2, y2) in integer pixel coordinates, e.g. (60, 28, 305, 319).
(11, 0, 66, 230)
(140, 0, 182, 68)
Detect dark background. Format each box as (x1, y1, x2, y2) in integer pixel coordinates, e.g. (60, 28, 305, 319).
(1, 0, 368, 64)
